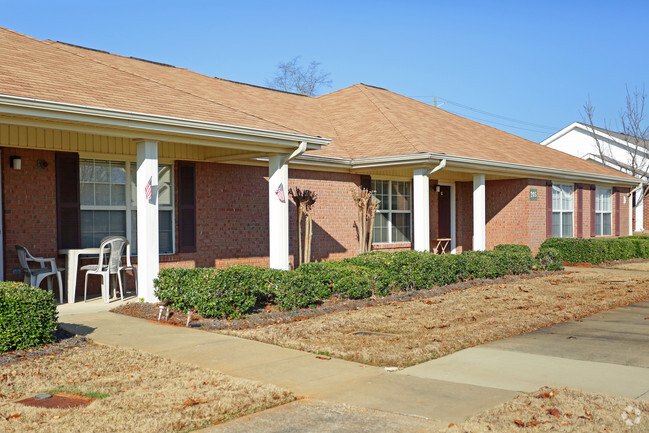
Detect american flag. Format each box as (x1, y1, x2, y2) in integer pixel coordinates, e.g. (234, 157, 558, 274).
(145, 176, 152, 201)
(275, 183, 285, 202)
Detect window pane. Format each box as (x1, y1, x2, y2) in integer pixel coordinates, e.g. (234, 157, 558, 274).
(603, 213, 612, 236)
(80, 183, 94, 205)
(95, 184, 111, 205)
(158, 165, 172, 206)
(131, 210, 138, 254)
(130, 163, 137, 207)
(562, 212, 573, 238)
(110, 163, 126, 184)
(373, 212, 388, 243)
(159, 210, 173, 254)
(80, 162, 94, 182)
(552, 185, 561, 210)
(552, 212, 561, 237)
(562, 185, 573, 210)
(391, 213, 411, 243)
(391, 181, 411, 211)
(94, 161, 110, 182)
(109, 210, 126, 233)
(111, 184, 126, 206)
(596, 213, 602, 236)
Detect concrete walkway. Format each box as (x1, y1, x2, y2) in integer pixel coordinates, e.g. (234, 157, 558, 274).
(58, 279, 649, 431)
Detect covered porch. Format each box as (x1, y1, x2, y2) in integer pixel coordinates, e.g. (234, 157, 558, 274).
(0, 95, 328, 303)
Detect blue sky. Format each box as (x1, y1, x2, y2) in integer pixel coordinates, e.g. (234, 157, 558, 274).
(3, 0, 648, 142)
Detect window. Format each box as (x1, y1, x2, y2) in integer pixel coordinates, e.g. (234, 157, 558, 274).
(80, 159, 174, 254)
(552, 184, 573, 237)
(372, 180, 411, 243)
(595, 187, 612, 236)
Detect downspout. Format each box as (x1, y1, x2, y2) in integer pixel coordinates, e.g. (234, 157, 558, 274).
(426, 158, 447, 176)
(286, 141, 308, 163)
(629, 181, 645, 234)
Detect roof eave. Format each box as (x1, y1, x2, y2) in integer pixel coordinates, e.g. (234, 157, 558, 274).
(0, 94, 330, 151)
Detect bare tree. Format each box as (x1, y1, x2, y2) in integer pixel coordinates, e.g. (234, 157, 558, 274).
(582, 86, 649, 232)
(351, 186, 378, 253)
(582, 86, 649, 179)
(289, 187, 317, 266)
(267, 56, 332, 96)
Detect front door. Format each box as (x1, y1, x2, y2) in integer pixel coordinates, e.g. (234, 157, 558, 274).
(437, 185, 451, 253)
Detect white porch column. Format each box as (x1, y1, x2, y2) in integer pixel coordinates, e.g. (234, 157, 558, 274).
(473, 174, 486, 251)
(136, 140, 159, 302)
(413, 168, 430, 252)
(635, 189, 644, 232)
(269, 155, 289, 270)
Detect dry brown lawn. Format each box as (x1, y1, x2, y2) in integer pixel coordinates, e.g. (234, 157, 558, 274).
(450, 386, 649, 432)
(223, 264, 649, 367)
(0, 343, 293, 432)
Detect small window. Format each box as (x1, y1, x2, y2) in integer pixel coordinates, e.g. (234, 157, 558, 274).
(552, 184, 574, 238)
(372, 180, 412, 243)
(595, 187, 612, 236)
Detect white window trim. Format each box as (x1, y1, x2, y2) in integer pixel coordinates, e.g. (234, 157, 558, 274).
(372, 179, 413, 244)
(595, 186, 613, 237)
(552, 183, 574, 238)
(80, 158, 175, 254)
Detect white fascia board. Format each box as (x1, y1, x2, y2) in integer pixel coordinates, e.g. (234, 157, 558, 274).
(540, 122, 583, 145)
(0, 94, 330, 150)
(347, 153, 639, 186)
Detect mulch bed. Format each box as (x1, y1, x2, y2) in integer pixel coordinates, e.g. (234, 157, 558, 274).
(0, 328, 88, 365)
(111, 271, 554, 330)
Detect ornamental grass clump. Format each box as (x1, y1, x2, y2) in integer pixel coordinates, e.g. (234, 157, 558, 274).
(0, 282, 58, 352)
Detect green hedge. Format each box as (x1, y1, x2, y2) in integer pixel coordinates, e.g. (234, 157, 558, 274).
(0, 282, 58, 353)
(154, 245, 538, 319)
(538, 236, 649, 265)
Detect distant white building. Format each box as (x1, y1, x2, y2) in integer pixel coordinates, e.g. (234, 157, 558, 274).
(542, 122, 648, 232)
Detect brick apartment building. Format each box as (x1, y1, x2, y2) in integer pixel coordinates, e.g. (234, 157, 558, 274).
(0, 27, 639, 303)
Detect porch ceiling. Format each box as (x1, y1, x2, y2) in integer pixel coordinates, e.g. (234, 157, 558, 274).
(0, 95, 329, 161)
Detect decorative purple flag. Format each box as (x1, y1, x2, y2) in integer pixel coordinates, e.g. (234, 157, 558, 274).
(275, 183, 285, 202)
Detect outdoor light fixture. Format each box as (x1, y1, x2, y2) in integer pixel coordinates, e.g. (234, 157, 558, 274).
(434, 184, 441, 193)
(10, 156, 21, 170)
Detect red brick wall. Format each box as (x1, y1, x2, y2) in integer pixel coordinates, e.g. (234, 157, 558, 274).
(168, 163, 362, 269)
(485, 179, 547, 252)
(616, 188, 630, 236)
(2, 148, 60, 283)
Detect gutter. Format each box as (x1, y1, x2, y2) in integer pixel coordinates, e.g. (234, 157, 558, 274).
(0, 94, 330, 149)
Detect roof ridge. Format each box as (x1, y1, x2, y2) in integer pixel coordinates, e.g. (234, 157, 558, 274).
(356, 84, 423, 154)
(48, 41, 306, 135)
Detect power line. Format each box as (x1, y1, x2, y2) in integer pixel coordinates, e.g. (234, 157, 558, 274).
(411, 95, 559, 131)
(441, 107, 556, 135)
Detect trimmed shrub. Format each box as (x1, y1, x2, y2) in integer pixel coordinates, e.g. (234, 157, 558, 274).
(538, 236, 649, 265)
(536, 247, 563, 271)
(0, 282, 58, 352)
(154, 246, 538, 316)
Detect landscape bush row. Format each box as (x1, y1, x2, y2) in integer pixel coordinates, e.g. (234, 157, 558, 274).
(0, 282, 58, 353)
(154, 245, 543, 319)
(539, 236, 649, 265)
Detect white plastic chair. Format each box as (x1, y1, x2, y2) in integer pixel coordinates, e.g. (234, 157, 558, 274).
(15, 245, 65, 304)
(82, 236, 127, 303)
(118, 240, 137, 297)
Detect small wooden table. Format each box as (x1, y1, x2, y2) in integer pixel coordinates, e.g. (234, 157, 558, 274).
(59, 248, 100, 303)
(432, 238, 451, 255)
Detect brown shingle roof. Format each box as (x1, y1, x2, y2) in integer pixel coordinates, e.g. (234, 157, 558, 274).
(0, 27, 637, 181)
